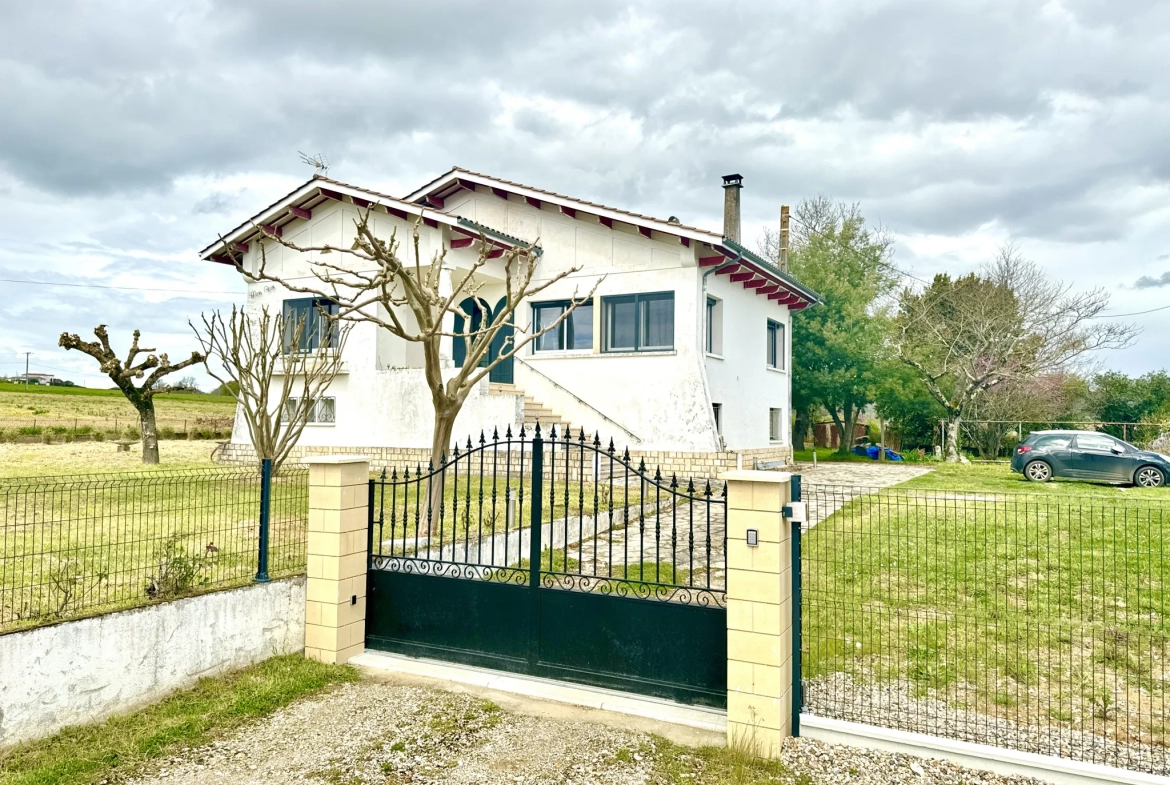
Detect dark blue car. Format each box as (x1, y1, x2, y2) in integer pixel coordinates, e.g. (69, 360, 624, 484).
(1010, 430, 1170, 487)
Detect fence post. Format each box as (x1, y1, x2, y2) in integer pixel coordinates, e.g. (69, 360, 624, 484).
(527, 426, 544, 670)
(254, 458, 273, 582)
(303, 455, 370, 665)
(720, 469, 797, 757)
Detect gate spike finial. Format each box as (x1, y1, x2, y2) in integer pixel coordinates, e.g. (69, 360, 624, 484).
(505, 424, 513, 438)
(380, 467, 387, 481)
(577, 427, 586, 443)
(669, 473, 677, 489)
(392, 466, 399, 481)
(549, 424, 557, 439)
(654, 466, 662, 482)
(466, 435, 473, 449)
(593, 431, 601, 448)
(492, 426, 499, 441)
(687, 477, 695, 494)
(638, 457, 646, 473)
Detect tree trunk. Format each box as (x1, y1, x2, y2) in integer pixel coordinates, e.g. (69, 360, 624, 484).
(945, 416, 962, 463)
(792, 409, 809, 451)
(139, 401, 160, 465)
(427, 404, 459, 523)
(830, 404, 857, 456)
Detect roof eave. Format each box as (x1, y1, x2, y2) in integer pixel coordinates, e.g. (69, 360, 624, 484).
(718, 237, 822, 305)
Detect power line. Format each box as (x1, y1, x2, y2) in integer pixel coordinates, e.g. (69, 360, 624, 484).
(1093, 302, 1170, 319)
(0, 277, 240, 296)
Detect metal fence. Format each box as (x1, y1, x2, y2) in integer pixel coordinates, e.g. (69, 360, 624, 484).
(799, 483, 1169, 775)
(370, 425, 727, 604)
(0, 416, 233, 441)
(953, 419, 1169, 459)
(0, 467, 308, 633)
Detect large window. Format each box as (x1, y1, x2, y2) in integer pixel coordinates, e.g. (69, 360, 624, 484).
(766, 319, 786, 370)
(603, 292, 674, 353)
(282, 298, 339, 353)
(282, 397, 336, 425)
(532, 299, 593, 352)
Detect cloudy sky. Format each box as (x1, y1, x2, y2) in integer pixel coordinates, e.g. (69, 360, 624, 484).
(2, 0, 1168, 387)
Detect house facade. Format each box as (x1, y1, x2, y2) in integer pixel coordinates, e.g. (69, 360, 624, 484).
(200, 168, 819, 475)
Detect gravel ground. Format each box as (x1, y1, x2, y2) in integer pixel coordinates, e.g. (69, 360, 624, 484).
(122, 678, 1054, 785)
(805, 672, 1167, 777)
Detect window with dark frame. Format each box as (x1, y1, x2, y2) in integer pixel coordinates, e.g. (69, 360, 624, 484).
(282, 297, 339, 354)
(767, 319, 786, 370)
(769, 408, 782, 441)
(712, 402, 722, 435)
(602, 292, 674, 353)
(531, 299, 594, 352)
(706, 296, 716, 353)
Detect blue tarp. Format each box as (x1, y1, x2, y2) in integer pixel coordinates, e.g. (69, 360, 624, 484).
(851, 445, 904, 461)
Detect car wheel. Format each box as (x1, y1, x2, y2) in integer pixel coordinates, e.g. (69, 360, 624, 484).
(1134, 466, 1166, 488)
(1024, 460, 1052, 483)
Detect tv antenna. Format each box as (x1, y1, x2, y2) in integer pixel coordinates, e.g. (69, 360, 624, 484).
(298, 151, 330, 175)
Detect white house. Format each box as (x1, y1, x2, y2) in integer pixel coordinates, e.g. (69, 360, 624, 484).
(200, 168, 819, 474)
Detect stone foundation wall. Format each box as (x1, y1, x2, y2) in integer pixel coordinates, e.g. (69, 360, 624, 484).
(220, 442, 793, 480)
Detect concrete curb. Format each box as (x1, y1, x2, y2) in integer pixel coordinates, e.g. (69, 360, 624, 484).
(350, 651, 727, 733)
(800, 714, 1164, 785)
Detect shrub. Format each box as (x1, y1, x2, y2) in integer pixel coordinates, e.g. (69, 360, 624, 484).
(18, 426, 42, 437)
(145, 537, 216, 600)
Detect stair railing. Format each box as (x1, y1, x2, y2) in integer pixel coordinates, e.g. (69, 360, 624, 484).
(514, 357, 642, 444)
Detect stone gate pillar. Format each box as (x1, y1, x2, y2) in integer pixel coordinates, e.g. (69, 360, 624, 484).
(303, 455, 370, 665)
(720, 470, 797, 756)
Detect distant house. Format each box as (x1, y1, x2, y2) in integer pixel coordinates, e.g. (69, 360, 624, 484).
(200, 168, 820, 475)
(19, 373, 57, 385)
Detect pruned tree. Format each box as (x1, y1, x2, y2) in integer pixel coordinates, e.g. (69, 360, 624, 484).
(192, 305, 350, 471)
(892, 246, 1138, 461)
(59, 326, 204, 464)
(228, 207, 599, 470)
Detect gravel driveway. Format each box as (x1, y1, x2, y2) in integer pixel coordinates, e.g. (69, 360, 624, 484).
(124, 676, 1050, 785)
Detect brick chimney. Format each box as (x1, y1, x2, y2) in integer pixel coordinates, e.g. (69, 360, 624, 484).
(722, 173, 743, 243)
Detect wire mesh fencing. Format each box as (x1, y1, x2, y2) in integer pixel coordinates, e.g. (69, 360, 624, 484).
(0, 467, 308, 633)
(800, 483, 1169, 775)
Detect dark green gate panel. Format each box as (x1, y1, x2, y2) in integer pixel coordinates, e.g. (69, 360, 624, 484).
(366, 570, 530, 673)
(534, 589, 727, 708)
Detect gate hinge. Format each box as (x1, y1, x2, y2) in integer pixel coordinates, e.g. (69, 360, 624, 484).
(782, 502, 807, 523)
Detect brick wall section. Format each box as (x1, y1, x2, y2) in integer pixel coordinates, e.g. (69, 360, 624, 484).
(221, 442, 793, 481)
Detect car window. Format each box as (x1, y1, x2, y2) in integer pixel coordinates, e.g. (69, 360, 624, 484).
(1076, 434, 1121, 452)
(1034, 435, 1072, 449)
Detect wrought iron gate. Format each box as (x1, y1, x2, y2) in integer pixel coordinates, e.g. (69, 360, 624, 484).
(365, 425, 727, 707)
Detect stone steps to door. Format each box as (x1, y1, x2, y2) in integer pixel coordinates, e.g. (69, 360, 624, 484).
(487, 382, 572, 433)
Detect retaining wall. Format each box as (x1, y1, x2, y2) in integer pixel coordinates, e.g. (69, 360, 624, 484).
(0, 577, 305, 748)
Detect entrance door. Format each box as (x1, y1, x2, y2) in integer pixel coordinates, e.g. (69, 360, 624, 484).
(365, 428, 728, 707)
(488, 297, 513, 383)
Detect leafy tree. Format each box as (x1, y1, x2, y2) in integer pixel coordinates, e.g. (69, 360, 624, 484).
(762, 197, 899, 454)
(873, 362, 945, 451)
(1089, 370, 1170, 441)
(893, 247, 1136, 461)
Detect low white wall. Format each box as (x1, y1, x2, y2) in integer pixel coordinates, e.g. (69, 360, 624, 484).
(0, 577, 306, 748)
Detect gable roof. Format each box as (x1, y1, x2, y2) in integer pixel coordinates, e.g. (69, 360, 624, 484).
(198, 175, 534, 265)
(406, 167, 821, 310)
(406, 167, 724, 244)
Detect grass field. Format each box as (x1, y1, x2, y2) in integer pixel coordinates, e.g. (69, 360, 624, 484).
(0, 440, 221, 478)
(802, 470, 1170, 750)
(0, 655, 355, 785)
(0, 384, 236, 441)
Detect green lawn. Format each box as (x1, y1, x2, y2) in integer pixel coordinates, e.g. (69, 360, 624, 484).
(0, 655, 355, 785)
(902, 460, 1170, 499)
(802, 467, 1170, 743)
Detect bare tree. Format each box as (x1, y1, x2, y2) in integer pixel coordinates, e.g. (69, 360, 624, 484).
(193, 306, 350, 471)
(893, 246, 1137, 461)
(227, 207, 599, 470)
(59, 326, 204, 464)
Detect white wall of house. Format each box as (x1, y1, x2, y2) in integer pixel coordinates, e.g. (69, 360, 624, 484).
(703, 271, 792, 450)
(224, 185, 794, 454)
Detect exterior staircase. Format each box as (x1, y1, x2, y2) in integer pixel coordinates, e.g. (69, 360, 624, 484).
(488, 383, 573, 434)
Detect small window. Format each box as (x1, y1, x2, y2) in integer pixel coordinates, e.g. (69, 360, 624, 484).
(532, 299, 593, 352)
(769, 408, 783, 441)
(706, 296, 723, 355)
(603, 292, 674, 353)
(767, 320, 785, 370)
(282, 397, 336, 425)
(282, 298, 339, 353)
(712, 403, 722, 435)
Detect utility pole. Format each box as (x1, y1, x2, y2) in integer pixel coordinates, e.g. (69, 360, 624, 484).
(24, 352, 30, 390)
